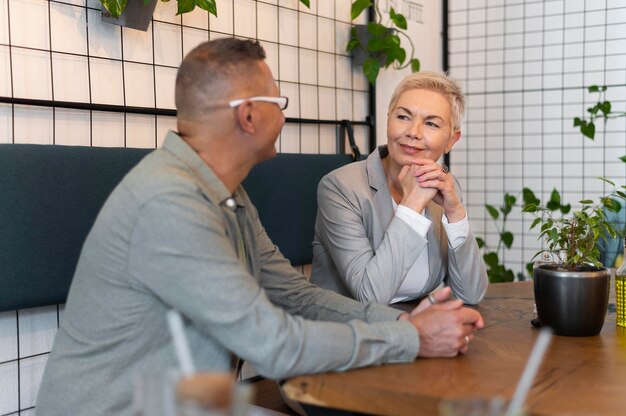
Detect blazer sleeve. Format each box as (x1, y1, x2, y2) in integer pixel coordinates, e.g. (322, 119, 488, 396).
(315, 173, 428, 304)
(444, 178, 488, 305)
(446, 227, 488, 304)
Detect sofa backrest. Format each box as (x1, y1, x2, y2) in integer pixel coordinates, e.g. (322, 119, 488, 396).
(0, 144, 352, 312)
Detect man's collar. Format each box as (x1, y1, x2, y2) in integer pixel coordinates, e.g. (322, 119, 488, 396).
(162, 131, 246, 208)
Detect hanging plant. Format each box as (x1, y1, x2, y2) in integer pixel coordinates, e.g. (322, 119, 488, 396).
(347, 0, 420, 84)
(101, 0, 309, 19)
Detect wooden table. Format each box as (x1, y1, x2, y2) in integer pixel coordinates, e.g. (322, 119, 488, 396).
(283, 282, 626, 416)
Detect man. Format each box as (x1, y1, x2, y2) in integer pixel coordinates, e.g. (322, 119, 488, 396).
(36, 38, 484, 415)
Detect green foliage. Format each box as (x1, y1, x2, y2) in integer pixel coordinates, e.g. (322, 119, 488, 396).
(574, 85, 626, 161)
(523, 185, 624, 271)
(476, 192, 529, 283)
(348, 1, 420, 84)
(480, 85, 625, 280)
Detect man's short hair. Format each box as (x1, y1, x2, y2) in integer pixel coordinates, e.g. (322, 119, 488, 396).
(175, 38, 267, 120)
(387, 71, 465, 132)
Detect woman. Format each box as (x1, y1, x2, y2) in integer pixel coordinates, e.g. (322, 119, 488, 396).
(310, 71, 488, 305)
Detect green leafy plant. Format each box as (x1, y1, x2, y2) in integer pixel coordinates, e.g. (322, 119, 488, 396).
(477, 85, 626, 281)
(523, 182, 625, 271)
(101, 0, 309, 19)
(574, 85, 626, 163)
(347, 0, 420, 84)
(476, 190, 541, 282)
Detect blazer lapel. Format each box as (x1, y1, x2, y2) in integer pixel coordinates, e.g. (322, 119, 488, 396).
(367, 149, 394, 247)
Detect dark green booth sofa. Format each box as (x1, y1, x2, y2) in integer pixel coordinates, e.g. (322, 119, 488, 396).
(0, 144, 353, 312)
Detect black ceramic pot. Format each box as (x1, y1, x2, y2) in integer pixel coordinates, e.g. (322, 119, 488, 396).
(101, 0, 158, 32)
(351, 24, 394, 66)
(534, 263, 610, 336)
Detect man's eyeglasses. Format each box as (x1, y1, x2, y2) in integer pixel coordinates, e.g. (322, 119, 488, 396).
(228, 96, 289, 111)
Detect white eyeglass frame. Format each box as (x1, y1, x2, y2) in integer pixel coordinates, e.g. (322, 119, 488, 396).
(228, 96, 289, 110)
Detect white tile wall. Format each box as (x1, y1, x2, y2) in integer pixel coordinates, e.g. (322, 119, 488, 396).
(54, 109, 92, 146)
(0, 46, 11, 97)
(12, 48, 52, 100)
(10, 0, 50, 50)
(449, 0, 626, 278)
(0, 2, 372, 415)
(0, 104, 12, 142)
(50, 2, 88, 55)
(153, 22, 183, 67)
(0, 0, 8, 46)
(52, 53, 90, 102)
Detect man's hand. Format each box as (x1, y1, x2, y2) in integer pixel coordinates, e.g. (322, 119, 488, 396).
(401, 287, 485, 357)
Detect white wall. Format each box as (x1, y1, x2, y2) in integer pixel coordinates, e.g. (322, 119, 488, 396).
(0, 1, 371, 414)
(375, 0, 443, 146)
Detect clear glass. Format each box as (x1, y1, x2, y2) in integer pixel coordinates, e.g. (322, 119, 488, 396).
(615, 238, 626, 327)
(133, 370, 251, 416)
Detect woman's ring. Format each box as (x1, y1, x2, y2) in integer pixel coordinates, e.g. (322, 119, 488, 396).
(441, 163, 449, 174)
(427, 293, 436, 305)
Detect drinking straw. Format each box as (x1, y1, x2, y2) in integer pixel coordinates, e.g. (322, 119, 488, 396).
(166, 309, 196, 377)
(505, 328, 553, 416)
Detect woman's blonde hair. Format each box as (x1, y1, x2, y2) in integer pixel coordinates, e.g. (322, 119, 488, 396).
(387, 71, 465, 131)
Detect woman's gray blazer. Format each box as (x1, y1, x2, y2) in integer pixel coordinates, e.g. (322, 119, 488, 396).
(310, 146, 488, 305)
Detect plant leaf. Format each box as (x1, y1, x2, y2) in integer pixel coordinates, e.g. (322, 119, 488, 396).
(530, 217, 542, 229)
(362, 58, 380, 85)
(573, 117, 583, 127)
(522, 204, 537, 213)
(522, 187, 540, 206)
(395, 47, 406, 65)
(410, 58, 420, 72)
(483, 252, 499, 267)
(177, 0, 196, 14)
(599, 176, 616, 187)
(546, 189, 561, 211)
(347, 37, 359, 52)
(580, 120, 595, 139)
(486, 204, 499, 220)
(351, 0, 372, 20)
(501, 231, 514, 249)
(367, 22, 388, 36)
(389, 8, 408, 30)
(476, 237, 485, 249)
(559, 203, 571, 214)
(620, 155, 626, 163)
(196, 0, 217, 16)
(588, 85, 599, 92)
(101, 0, 129, 18)
(605, 198, 621, 212)
(299, 0, 310, 8)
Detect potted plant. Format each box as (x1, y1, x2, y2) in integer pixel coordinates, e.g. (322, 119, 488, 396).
(522, 184, 624, 336)
(347, 0, 420, 84)
(100, 0, 309, 31)
(101, 0, 217, 25)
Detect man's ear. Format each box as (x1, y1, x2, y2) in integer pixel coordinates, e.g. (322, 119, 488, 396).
(444, 130, 461, 154)
(234, 102, 256, 134)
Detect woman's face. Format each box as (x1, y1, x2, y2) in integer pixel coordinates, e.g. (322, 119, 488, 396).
(386, 88, 460, 169)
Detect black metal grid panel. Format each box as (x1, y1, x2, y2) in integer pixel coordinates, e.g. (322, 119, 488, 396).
(447, 0, 626, 278)
(0, 0, 369, 414)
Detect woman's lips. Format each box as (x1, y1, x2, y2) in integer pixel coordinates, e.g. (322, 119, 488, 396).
(399, 144, 421, 154)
